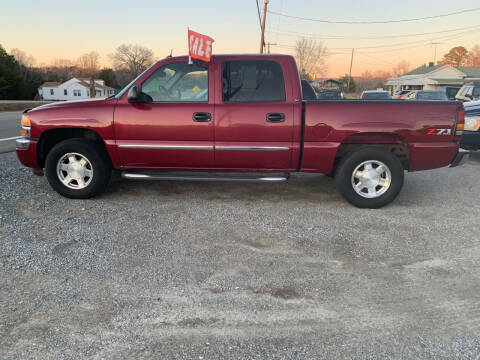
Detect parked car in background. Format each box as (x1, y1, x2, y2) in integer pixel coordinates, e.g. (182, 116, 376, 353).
(393, 90, 412, 99)
(446, 86, 461, 100)
(301, 79, 317, 100)
(361, 90, 392, 100)
(406, 90, 449, 101)
(456, 82, 480, 102)
(460, 101, 480, 150)
(317, 90, 344, 100)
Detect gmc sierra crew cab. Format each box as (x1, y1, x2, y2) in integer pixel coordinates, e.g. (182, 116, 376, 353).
(16, 54, 468, 208)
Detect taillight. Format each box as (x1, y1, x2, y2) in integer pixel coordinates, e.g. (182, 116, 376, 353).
(455, 108, 465, 140)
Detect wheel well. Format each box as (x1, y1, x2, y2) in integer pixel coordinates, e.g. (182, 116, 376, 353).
(334, 134, 410, 173)
(37, 128, 108, 168)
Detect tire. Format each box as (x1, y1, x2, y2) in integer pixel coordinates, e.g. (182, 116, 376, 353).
(45, 138, 112, 199)
(335, 146, 404, 208)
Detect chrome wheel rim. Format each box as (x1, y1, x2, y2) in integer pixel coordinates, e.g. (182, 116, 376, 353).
(351, 160, 391, 199)
(56, 152, 93, 190)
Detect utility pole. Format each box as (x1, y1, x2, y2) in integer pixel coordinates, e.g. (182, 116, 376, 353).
(347, 48, 355, 92)
(259, 0, 269, 54)
(267, 42, 277, 54)
(431, 42, 441, 64)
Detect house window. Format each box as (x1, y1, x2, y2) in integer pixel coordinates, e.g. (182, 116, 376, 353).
(73, 90, 81, 96)
(64, 89, 67, 96)
(50, 89, 54, 95)
(96, 90, 101, 96)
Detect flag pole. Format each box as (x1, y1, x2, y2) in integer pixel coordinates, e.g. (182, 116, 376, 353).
(187, 27, 193, 64)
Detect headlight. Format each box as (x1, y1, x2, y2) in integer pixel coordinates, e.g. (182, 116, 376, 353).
(20, 114, 31, 137)
(464, 116, 480, 131)
(21, 114, 31, 127)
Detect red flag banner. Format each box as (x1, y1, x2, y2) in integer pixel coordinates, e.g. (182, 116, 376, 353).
(188, 29, 214, 62)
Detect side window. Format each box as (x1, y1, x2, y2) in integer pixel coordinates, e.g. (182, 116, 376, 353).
(473, 87, 480, 97)
(141, 61, 208, 102)
(222, 60, 286, 102)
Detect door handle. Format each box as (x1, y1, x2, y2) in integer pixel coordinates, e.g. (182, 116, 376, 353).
(266, 113, 285, 123)
(193, 112, 212, 122)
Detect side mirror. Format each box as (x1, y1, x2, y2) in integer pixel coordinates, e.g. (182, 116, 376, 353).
(127, 86, 138, 103)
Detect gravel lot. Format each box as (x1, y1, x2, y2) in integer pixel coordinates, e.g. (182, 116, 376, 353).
(1, 151, 480, 359)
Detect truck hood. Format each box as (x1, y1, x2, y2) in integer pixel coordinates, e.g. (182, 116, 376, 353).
(29, 98, 111, 112)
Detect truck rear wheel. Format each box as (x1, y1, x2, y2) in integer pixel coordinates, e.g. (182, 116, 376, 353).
(45, 139, 111, 199)
(335, 147, 404, 208)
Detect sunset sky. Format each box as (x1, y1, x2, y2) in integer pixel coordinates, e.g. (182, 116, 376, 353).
(1, 0, 480, 77)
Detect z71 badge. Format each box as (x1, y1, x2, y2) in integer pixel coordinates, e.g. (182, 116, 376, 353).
(427, 128, 452, 135)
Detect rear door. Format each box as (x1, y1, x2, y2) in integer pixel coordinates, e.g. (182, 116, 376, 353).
(114, 60, 214, 169)
(213, 59, 294, 170)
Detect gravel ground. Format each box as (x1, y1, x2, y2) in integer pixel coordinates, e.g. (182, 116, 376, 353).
(1, 151, 480, 359)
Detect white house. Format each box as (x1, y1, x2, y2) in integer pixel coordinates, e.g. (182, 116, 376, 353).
(386, 63, 480, 93)
(38, 78, 116, 101)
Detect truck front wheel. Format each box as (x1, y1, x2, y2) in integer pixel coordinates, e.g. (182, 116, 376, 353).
(45, 139, 112, 199)
(335, 147, 404, 208)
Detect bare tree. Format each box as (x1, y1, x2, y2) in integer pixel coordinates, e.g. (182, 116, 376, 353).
(294, 37, 328, 79)
(77, 52, 100, 98)
(77, 51, 100, 74)
(10, 48, 36, 68)
(110, 44, 154, 77)
(466, 44, 480, 66)
(391, 61, 411, 77)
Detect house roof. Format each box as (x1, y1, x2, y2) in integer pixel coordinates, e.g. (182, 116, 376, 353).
(39, 82, 61, 88)
(456, 66, 480, 77)
(77, 80, 114, 90)
(404, 64, 445, 76)
(430, 78, 465, 85)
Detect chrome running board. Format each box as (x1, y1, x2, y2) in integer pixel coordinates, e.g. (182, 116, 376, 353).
(121, 171, 289, 182)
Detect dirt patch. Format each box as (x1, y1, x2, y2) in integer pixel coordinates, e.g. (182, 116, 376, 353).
(249, 286, 314, 301)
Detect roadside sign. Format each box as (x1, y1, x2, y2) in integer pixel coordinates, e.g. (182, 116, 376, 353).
(188, 29, 214, 63)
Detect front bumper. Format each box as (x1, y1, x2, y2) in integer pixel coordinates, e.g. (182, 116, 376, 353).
(16, 137, 30, 149)
(449, 149, 470, 167)
(16, 137, 40, 169)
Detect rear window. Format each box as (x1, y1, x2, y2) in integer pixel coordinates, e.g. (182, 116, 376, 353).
(222, 60, 286, 102)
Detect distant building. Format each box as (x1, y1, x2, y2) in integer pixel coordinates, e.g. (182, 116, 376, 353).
(38, 78, 116, 101)
(385, 62, 480, 92)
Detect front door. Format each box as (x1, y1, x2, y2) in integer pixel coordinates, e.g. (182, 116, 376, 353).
(114, 60, 214, 169)
(214, 59, 294, 170)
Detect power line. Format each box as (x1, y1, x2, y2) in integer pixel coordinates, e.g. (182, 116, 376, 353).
(266, 24, 480, 40)
(276, 28, 479, 51)
(276, 28, 480, 57)
(356, 52, 397, 66)
(255, 0, 262, 30)
(268, 7, 480, 24)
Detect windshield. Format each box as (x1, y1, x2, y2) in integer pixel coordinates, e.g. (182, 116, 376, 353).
(362, 92, 391, 99)
(317, 91, 341, 99)
(416, 91, 448, 100)
(114, 61, 159, 99)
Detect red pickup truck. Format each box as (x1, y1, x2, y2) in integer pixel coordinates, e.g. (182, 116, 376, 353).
(16, 54, 468, 208)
